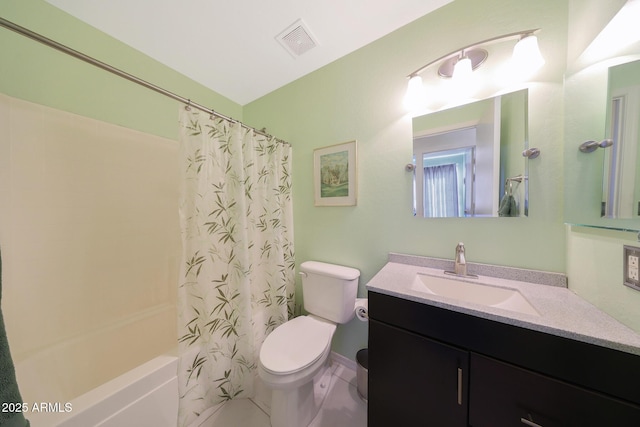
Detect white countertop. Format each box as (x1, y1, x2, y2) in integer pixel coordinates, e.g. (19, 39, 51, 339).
(366, 258, 640, 356)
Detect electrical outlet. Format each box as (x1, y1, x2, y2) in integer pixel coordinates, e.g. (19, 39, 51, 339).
(624, 245, 640, 291)
(630, 255, 639, 280)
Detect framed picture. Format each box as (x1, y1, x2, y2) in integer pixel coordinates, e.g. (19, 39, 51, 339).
(313, 140, 357, 206)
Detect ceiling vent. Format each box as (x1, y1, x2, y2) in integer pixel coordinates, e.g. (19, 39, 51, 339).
(276, 19, 318, 58)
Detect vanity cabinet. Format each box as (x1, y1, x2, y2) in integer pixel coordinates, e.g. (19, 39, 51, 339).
(368, 291, 640, 426)
(368, 320, 468, 426)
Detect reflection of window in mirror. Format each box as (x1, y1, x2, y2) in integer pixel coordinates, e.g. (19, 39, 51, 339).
(414, 127, 477, 217)
(422, 147, 475, 217)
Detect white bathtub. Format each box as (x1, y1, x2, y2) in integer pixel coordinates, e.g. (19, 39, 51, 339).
(28, 355, 178, 427)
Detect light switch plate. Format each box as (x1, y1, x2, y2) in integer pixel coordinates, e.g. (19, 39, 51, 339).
(623, 245, 640, 291)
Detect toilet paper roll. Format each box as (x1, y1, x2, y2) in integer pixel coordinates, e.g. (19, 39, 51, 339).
(355, 298, 369, 322)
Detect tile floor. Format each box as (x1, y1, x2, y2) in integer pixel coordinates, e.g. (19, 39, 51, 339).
(196, 362, 367, 427)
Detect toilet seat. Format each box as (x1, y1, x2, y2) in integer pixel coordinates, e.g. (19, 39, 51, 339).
(260, 316, 336, 375)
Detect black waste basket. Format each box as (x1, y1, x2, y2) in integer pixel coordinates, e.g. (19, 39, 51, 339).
(356, 348, 368, 402)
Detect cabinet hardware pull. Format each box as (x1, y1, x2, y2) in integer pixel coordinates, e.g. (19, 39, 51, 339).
(520, 417, 543, 427)
(457, 368, 462, 405)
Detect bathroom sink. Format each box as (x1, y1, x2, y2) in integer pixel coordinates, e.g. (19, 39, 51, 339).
(411, 274, 540, 316)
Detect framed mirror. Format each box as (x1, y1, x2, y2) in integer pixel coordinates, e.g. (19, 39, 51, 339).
(412, 89, 529, 218)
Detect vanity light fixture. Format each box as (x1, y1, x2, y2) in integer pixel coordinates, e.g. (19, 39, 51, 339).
(404, 29, 544, 110)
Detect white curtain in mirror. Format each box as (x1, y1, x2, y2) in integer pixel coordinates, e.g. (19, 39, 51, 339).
(424, 164, 460, 217)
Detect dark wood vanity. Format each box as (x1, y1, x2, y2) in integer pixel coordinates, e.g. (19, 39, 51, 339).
(368, 291, 640, 427)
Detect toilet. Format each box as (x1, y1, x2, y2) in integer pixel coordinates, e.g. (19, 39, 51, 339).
(258, 261, 360, 427)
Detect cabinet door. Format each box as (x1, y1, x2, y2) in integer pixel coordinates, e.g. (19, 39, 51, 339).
(368, 319, 469, 427)
(469, 353, 640, 427)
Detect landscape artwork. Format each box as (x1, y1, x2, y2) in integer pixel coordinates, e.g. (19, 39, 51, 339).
(313, 140, 357, 206)
(320, 150, 349, 198)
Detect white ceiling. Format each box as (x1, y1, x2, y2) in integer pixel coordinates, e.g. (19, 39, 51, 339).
(45, 0, 453, 105)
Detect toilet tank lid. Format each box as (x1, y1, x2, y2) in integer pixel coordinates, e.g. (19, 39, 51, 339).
(300, 261, 360, 280)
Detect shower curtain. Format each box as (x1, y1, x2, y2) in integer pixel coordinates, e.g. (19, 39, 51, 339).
(177, 107, 295, 426)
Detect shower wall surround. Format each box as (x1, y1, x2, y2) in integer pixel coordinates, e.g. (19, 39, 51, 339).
(0, 94, 180, 405)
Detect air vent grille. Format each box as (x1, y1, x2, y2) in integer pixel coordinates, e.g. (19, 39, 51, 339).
(276, 19, 318, 58)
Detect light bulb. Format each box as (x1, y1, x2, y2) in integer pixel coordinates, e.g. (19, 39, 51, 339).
(452, 56, 473, 82)
(512, 34, 545, 76)
(403, 75, 427, 112)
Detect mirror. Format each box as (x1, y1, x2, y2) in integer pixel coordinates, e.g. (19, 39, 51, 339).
(563, 0, 640, 231)
(412, 89, 529, 218)
(602, 59, 640, 219)
(563, 55, 640, 232)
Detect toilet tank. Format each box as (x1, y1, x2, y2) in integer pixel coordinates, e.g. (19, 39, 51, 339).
(300, 261, 360, 324)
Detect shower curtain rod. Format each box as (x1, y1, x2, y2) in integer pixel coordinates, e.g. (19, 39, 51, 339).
(0, 17, 286, 144)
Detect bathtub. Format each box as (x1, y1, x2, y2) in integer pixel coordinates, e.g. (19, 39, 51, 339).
(28, 355, 178, 427)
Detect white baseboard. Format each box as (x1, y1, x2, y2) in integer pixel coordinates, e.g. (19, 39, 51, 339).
(330, 351, 357, 372)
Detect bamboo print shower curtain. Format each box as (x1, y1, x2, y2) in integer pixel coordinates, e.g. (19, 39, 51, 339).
(177, 107, 295, 426)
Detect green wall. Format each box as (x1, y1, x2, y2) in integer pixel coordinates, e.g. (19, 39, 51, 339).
(567, 226, 640, 333)
(244, 0, 568, 359)
(0, 0, 242, 140)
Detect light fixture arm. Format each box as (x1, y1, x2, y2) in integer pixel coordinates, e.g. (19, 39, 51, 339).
(406, 28, 540, 79)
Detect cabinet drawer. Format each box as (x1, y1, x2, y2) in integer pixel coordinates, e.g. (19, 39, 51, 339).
(469, 353, 640, 427)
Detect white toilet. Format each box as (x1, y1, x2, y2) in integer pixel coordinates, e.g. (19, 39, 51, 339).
(258, 261, 360, 427)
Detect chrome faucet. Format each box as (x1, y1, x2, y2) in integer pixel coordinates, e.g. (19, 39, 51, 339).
(454, 242, 467, 276)
(445, 242, 478, 278)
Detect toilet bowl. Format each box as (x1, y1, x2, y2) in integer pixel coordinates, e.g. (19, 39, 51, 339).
(258, 261, 360, 427)
(259, 315, 336, 388)
(258, 315, 336, 427)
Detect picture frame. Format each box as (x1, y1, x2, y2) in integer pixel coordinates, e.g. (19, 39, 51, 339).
(313, 140, 357, 206)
